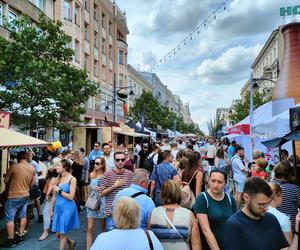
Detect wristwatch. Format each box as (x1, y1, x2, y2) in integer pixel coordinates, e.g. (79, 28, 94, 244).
(58, 188, 62, 195)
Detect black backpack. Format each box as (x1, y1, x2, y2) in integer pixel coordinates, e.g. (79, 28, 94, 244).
(143, 154, 156, 175)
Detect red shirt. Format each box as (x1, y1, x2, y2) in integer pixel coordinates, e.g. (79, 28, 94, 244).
(252, 169, 267, 179)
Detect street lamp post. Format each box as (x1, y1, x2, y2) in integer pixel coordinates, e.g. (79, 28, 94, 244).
(249, 72, 255, 154)
(112, 76, 134, 122)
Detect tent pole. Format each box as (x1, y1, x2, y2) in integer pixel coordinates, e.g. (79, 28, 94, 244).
(279, 146, 282, 162)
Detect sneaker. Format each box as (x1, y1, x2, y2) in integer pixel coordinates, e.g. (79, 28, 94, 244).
(6, 238, 17, 248)
(16, 236, 24, 246)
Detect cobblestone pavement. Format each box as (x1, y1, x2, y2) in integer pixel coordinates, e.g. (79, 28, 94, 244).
(0, 210, 101, 250)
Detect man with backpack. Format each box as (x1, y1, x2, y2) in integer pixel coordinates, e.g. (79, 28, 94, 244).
(112, 169, 155, 229)
(149, 150, 180, 206)
(142, 144, 160, 175)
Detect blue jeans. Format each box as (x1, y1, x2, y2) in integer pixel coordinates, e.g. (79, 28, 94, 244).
(5, 196, 29, 222)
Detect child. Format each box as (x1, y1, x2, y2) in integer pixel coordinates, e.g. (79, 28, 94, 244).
(251, 158, 268, 180)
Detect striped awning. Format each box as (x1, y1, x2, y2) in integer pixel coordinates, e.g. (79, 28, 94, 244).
(0, 128, 49, 150)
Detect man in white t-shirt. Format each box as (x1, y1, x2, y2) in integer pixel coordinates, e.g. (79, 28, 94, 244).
(207, 139, 217, 166)
(231, 146, 248, 208)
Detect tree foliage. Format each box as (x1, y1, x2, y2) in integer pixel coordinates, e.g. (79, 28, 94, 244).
(0, 15, 99, 132)
(229, 89, 272, 124)
(129, 91, 203, 135)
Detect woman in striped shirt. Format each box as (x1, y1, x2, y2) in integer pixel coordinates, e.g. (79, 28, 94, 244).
(274, 160, 300, 233)
(149, 180, 201, 250)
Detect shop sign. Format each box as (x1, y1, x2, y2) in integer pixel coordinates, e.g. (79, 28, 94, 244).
(280, 5, 300, 16)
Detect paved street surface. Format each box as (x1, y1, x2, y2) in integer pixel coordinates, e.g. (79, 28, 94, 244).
(0, 210, 99, 250)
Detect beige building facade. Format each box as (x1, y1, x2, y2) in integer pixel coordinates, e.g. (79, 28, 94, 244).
(127, 64, 154, 107)
(52, 0, 129, 125)
(240, 27, 284, 103)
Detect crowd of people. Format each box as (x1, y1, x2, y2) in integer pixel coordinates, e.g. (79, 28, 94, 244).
(2, 137, 300, 250)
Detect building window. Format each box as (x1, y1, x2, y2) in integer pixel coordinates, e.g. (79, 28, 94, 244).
(74, 3, 80, 26)
(102, 38, 106, 55)
(109, 45, 113, 60)
(119, 76, 123, 88)
(63, 0, 72, 21)
(94, 60, 98, 77)
(0, 4, 3, 26)
(84, 0, 89, 11)
(84, 53, 89, 71)
(36, 0, 44, 10)
(94, 3, 98, 21)
(75, 40, 80, 62)
(109, 21, 112, 35)
(94, 31, 98, 48)
(119, 50, 123, 65)
(84, 23, 89, 41)
(8, 11, 18, 29)
(102, 13, 106, 28)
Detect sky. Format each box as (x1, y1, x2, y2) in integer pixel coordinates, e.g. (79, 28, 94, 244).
(116, 0, 300, 134)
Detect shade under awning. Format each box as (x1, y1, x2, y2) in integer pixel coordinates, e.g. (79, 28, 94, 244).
(261, 138, 289, 148)
(0, 128, 50, 150)
(113, 129, 150, 137)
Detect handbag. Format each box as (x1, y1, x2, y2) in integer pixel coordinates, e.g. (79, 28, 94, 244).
(180, 171, 198, 209)
(85, 194, 100, 210)
(29, 184, 41, 199)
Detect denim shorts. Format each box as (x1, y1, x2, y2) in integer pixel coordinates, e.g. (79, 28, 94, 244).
(5, 196, 29, 222)
(234, 180, 246, 193)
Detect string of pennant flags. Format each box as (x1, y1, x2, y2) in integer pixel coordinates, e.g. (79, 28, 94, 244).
(148, 0, 229, 72)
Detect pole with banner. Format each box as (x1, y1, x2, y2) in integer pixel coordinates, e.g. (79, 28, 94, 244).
(140, 111, 144, 133)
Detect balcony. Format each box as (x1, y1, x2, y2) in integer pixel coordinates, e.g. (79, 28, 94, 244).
(84, 10, 89, 24)
(102, 27, 106, 39)
(84, 41, 90, 54)
(109, 59, 113, 71)
(94, 47, 99, 60)
(109, 34, 113, 45)
(117, 39, 128, 51)
(102, 54, 106, 66)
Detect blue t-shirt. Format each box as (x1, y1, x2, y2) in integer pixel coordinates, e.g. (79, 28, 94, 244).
(112, 184, 155, 229)
(227, 145, 235, 160)
(223, 210, 289, 250)
(150, 162, 177, 206)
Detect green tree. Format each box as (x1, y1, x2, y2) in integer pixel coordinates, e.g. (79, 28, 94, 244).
(229, 90, 272, 124)
(129, 91, 204, 135)
(0, 15, 99, 133)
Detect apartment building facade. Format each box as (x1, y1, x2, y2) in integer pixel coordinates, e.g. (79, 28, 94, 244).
(53, 0, 129, 126)
(127, 64, 154, 108)
(240, 27, 284, 103)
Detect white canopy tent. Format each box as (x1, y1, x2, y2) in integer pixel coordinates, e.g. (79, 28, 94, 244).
(253, 103, 300, 139)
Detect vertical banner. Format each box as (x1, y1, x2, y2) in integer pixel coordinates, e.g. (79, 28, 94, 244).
(172, 118, 177, 133)
(140, 111, 145, 133)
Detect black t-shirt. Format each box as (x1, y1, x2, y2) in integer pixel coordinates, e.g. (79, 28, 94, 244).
(223, 210, 289, 250)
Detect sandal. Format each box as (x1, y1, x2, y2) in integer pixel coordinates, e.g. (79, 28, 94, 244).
(69, 240, 76, 250)
(38, 232, 48, 241)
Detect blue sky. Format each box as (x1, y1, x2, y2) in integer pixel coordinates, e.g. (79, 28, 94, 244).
(116, 0, 300, 133)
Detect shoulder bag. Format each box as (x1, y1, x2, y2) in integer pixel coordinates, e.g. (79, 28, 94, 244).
(144, 230, 154, 250)
(161, 207, 190, 249)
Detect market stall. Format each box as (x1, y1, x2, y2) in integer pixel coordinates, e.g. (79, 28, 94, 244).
(0, 127, 49, 192)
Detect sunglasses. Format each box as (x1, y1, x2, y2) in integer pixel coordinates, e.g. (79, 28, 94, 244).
(115, 158, 126, 162)
(95, 162, 102, 165)
(94, 145, 99, 147)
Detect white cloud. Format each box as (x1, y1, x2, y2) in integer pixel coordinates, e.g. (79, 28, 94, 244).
(115, 0, 300, 133)
(195, 44, 262, 85)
